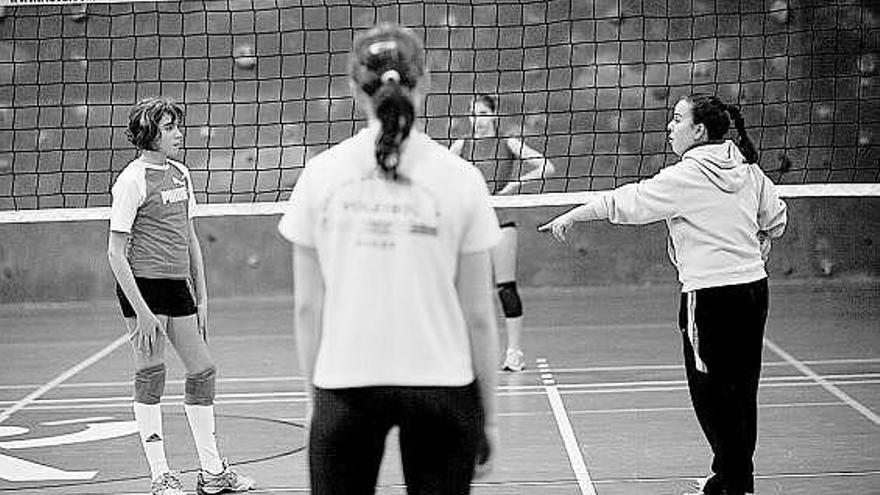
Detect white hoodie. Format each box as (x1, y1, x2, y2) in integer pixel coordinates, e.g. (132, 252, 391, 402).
(586, 140, 787, 292)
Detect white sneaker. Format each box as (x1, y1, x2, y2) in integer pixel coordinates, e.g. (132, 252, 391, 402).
(196, 458, 256, 494)
(502, 348, 526, 372)
(683, 475, 731, 495)
(151, 471, 185, 495)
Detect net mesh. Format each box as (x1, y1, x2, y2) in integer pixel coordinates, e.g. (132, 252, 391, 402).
(0, 0, 878, 222)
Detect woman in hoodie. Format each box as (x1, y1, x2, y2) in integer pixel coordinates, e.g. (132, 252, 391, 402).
(540, 94, 787, 495)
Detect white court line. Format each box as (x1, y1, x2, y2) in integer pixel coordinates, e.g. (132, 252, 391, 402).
(5, 375, 880, 409)
(41, 416, 117, 426)
(13, 378, 880, 414)
(242, 400, 861, 423)
(559, 401, 850, 416)
(109, 468, 880, 494)
(530, 323, 672, 333)
(547, 357, 880, 375)
(2, 370, 874, 393)
(536, 358, 597, 495)
(765, 338, 880, 426)
(590, 469, 880, 486)
(1, 357, 876, 391)
(0, 375, 306, 391)
(0, 334, 129, 424)
(545, 374, 880, 391)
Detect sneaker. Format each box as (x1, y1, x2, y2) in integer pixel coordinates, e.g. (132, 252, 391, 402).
(683, 475, 744, 495)
(196, 458, 256, 494)
(502, 348, 526, 372)
(682, 475, 710, 495)
(151, 471, 185, 495)
(687, 490, 747, 495)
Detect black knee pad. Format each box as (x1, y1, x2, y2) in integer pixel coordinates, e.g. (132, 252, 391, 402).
(134, 363, 166, 405)
(496, 281, 523, 318)
(185, 366, 216, 406)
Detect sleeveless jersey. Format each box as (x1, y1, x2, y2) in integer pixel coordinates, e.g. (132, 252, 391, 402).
(459, 134, 518, 195)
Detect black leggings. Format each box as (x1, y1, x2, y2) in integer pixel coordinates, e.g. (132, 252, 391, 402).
(309, 383, 484, 495)
(679, 278, 768, 494)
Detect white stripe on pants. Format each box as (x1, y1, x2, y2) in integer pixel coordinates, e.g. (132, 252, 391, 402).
(686, 291, 708, 373)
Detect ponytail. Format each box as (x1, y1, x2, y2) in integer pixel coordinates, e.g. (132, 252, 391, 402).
(725, 104, 759, 164)
(687, 93, 760, 164)
(349, 23, 425, 180)
(372, 71, 415, 179)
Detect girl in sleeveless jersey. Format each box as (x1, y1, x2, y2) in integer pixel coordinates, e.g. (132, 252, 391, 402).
(450, 94, 556, 372)
(540, 94, 787, 495)
(279, 24, 500, 494)
(108, 97, 255, 495)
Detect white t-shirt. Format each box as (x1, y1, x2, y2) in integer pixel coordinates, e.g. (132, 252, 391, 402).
(278, 126, 501, 388)
(109, 158, 196, 279)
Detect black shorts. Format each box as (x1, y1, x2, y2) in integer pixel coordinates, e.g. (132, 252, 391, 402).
(116, 278, 197, 318)
(309, 382, 485, 495)
(499, 220, 516, 229)
(493, 206, 516, 229)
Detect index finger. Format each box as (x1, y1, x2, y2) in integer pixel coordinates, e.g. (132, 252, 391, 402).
(537, 221, 553, 232)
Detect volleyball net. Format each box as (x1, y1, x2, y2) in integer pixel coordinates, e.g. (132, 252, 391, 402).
(0, 0, 878, 223)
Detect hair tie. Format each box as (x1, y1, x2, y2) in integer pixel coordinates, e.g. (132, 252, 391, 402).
(381, 69, 401, 84)
(368, 40, 398, 55)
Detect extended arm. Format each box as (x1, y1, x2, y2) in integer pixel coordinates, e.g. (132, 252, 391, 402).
(539, 165, 685, 241)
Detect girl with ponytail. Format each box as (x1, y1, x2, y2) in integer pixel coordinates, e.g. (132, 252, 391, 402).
(278, 23, 500, 494)
(540, 93, 788, 495)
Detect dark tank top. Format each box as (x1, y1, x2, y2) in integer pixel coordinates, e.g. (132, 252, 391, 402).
(459, 134, 518, 195)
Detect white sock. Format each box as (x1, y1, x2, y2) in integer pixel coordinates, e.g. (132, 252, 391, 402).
(505, 316, 524, 351)
(184, 404, 223, 474)
(133, 402, 169, 481)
